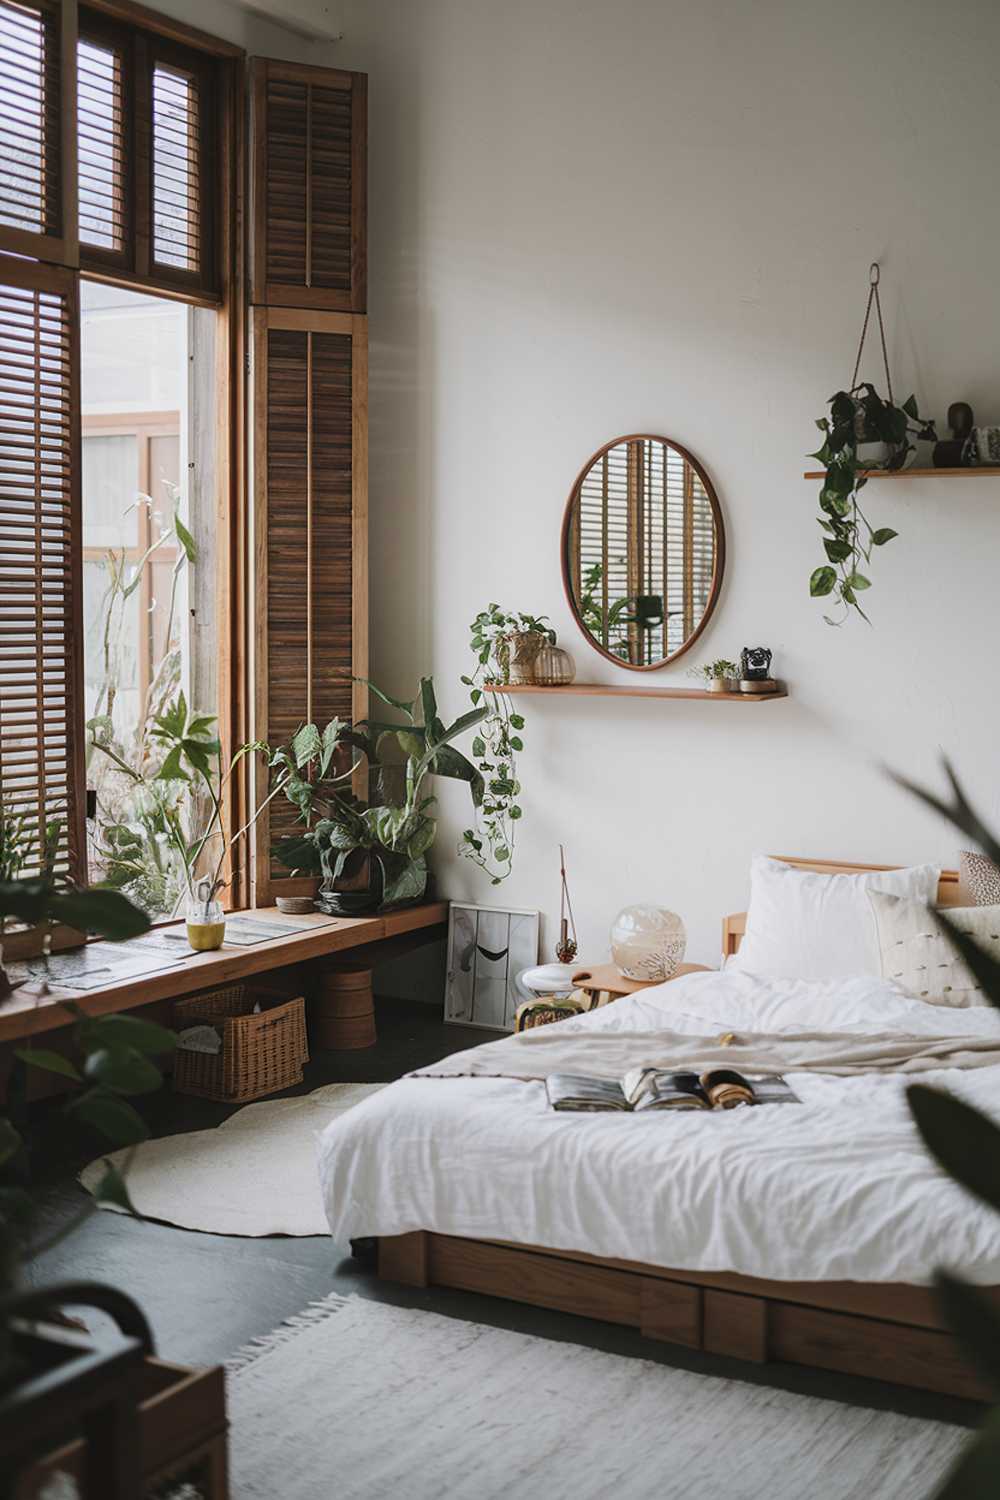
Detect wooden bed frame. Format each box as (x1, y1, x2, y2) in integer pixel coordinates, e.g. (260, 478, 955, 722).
(376, 858, 994, 1403)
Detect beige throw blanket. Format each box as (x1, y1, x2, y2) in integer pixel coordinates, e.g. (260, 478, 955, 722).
(411, 1027, 1000, 1083)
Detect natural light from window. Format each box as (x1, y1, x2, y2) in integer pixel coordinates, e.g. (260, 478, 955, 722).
(81, 279, 217, 918)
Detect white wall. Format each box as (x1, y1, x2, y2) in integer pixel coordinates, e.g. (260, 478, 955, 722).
(190, 0, 1000, 968)
(314, 0, 1000, 967)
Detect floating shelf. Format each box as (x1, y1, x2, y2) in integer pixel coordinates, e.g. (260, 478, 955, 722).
(802, 466, 1000, 480)
(483, 683, 787, 703)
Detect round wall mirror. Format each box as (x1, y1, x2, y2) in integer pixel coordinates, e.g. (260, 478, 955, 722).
(561, 434, 725, 670)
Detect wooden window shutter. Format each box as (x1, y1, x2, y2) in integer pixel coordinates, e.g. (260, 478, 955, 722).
(249, 59, 366, 312)
(0, 0, 78, 268)
(0, 253, 85, 881)
(249, 308, 367, 900)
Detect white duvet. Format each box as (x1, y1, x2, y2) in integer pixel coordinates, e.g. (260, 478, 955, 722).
(316, 970, 1000, 1285)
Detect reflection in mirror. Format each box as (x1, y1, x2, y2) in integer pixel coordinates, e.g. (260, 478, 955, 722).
(562, 435, 724, 669)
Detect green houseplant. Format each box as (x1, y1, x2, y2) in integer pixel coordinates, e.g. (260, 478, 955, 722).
(271, 677, 487, 910)
(687, 658, 740, 693)
(463, 606, 553, 883)
(808, 384, 934, 624)
(890, 760, 1000, 1493)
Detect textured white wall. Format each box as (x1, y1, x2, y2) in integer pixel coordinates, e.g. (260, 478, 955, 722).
(183, 0, 1000, 966)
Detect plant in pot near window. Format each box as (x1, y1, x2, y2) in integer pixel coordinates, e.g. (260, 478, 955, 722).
(271, 677, 488, 914)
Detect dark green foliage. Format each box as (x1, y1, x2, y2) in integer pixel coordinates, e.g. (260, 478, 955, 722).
(897, 761, 1000, 1491)
(271, 676, 487, 907)
(809, 386, 932, 624)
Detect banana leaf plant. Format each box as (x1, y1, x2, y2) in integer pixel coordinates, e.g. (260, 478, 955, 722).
(892, 759, 1000, 1495)
(271, 677, 488, 909)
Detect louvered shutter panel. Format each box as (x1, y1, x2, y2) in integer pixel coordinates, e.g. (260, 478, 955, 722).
(0, 254, 85, 881)
(249, 59, 366, 312)
(77, 16, 129, 262)
(250, 308, 367, 900)
(0, 0, 77, 267)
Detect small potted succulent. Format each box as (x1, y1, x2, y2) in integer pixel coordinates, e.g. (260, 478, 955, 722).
(688, 659, 740, 693)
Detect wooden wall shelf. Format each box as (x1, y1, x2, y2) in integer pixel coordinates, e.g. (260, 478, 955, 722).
(483, 684, 787, 703)
(802, 466, 1000, 480)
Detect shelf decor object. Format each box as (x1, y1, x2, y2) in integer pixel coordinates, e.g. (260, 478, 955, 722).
(610, 904, 687, 981)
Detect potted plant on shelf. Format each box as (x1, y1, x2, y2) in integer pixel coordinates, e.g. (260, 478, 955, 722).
(462, 605, 551, 883)
(271, 677, 488, 912)
(808, 385, 935, 626)
(687, 659, 740, 694)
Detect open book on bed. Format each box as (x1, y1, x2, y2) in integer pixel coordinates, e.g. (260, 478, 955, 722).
(545, 1067, 800, 1113)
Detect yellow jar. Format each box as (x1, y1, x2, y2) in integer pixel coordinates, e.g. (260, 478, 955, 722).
(186, 888, 226, 951)
(186, 919, 226, 951)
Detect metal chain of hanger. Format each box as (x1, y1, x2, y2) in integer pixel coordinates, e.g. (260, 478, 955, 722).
(850, 262, 894, 406)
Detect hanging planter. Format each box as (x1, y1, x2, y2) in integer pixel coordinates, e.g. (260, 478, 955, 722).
(807, 264, 936, 625)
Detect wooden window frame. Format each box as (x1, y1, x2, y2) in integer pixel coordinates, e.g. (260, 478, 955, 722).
(0, 0, 79, 268)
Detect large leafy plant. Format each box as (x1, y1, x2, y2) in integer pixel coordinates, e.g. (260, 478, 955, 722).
(272, 677, 487, 908)
(808, 385, 932, 624)
(463, 606, 551, 882)
(892, 760, 1000, 1494)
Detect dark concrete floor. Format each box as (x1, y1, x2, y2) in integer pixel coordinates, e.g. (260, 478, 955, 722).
(25, 996, 982, 1430)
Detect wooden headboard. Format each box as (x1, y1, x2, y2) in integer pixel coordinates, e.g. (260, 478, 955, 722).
(722, 855, 962, 959)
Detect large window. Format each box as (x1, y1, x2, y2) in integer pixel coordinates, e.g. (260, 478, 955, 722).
(80, 279, 218, 917)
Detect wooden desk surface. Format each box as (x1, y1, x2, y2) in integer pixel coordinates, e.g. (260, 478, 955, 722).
(0, 902, 449, 1043)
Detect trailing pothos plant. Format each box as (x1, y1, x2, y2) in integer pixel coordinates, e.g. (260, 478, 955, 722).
(271, 677, 487, 908)
(808, 384, 933, 624)
(462, 606, 552, 883)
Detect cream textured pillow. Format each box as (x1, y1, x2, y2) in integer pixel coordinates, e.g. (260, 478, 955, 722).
(869, 891, 1000, 1007)
(728, 856, 940, 980)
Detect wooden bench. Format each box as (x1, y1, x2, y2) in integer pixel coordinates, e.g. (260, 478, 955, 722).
(0, 901, 449, 1045)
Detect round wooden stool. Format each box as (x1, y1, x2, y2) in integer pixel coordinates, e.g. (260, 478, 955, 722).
(313, 962, 376, 1049)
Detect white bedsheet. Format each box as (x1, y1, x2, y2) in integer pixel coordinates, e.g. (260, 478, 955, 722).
(316, 969, 1000, 1285)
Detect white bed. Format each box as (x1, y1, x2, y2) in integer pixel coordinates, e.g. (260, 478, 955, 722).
(317, 967, 1000, 1287)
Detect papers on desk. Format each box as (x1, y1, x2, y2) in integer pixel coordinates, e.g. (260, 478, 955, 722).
(9, 941, 185, 992)
(218, 914, 326, 945)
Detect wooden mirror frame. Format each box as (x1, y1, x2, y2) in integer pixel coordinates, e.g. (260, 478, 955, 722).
(560, 433, 727, 672)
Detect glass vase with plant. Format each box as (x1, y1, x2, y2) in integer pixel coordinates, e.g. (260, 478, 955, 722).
(462, 606, 552, 883)
(140, 694, 290, 947)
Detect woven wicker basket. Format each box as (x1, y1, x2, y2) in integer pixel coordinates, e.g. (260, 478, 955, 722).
(172, 985, 308, 1103)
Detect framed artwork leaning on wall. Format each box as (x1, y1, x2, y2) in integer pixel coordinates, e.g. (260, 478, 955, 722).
(445, 904, 540, 1030)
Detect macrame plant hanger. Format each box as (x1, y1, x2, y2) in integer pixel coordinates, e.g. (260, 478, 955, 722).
(850, 262, 893, 403)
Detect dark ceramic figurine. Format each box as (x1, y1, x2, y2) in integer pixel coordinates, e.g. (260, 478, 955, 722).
(741, 646, 772, 681)
(933, 402, 974, 467)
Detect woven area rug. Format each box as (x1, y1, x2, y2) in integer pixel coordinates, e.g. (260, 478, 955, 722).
(79, 1082, 384, 1236)
(226, 1293, 967, 1500)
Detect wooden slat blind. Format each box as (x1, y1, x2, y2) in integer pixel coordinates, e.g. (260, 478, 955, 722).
(0, 0, 77, 267)
(151, 57, 201, 272)
(250, 307, 367, 898)
(249, 59, 366, 312)
(0, 254, 84, 880)
(77, 25, 127, 254)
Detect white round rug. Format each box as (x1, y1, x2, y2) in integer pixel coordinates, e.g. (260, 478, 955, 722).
(79, 1082, 385, 1237)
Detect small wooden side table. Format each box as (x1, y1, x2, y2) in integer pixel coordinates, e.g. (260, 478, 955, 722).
(570, 962, 710, 1004)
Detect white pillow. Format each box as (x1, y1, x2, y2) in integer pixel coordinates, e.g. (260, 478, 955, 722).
(870, 891, 1000, 1007)
(729, 855, 940, 981)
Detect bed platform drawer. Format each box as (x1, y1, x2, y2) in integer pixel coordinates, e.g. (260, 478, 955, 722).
(768, 1302, 990, 1402)
(377, 1232, 996, 1403)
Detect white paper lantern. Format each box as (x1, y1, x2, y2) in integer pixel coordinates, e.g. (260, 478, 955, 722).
(610, 905, 686, 981)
